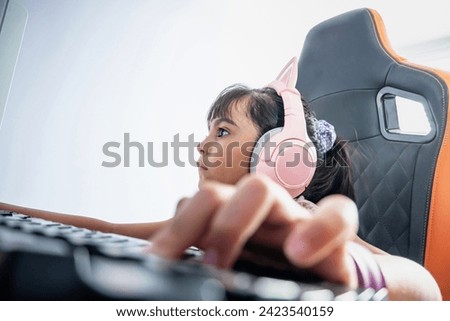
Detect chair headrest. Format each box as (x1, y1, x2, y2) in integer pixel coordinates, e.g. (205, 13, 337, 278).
(298, 9, 394, 101)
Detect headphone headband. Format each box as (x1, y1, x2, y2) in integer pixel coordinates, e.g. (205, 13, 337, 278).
(267, 59, 309, 141)
(268, 80, 300, 96)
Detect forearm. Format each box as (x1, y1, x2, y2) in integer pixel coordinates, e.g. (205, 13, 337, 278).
(375, 254, 442, 300)
(0, 201, 116, 232)
(352, 236, 441, 300)
(0, 201, 169, 240)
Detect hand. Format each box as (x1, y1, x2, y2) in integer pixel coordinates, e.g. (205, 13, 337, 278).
(148, 174, 359, 287)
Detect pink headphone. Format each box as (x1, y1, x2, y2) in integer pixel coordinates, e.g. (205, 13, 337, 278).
(250, 57, 317, 197)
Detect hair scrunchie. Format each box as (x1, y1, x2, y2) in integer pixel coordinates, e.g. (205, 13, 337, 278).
(313, 119, 336, 155)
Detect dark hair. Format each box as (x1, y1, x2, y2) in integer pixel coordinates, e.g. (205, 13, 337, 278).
(207, 84, 355, 203)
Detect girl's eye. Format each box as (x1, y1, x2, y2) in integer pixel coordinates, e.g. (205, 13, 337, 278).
(217, 128, 230, 137)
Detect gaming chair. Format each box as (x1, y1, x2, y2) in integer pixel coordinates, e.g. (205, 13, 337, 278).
(297, 8, 450, 300)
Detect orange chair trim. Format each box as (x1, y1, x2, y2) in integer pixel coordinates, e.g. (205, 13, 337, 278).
(370, 8, 450, 300)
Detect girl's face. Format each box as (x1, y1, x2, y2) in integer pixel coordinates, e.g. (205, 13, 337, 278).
(197, 101, 259, 186)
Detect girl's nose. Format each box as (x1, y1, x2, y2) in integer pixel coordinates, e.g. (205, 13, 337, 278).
(197, 136, 207, 155)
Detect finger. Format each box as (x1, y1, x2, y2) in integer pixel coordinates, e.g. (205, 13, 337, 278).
(148, 182, 235, 259)
(202, 175, 310, 268)
(283, 194, 358, 268)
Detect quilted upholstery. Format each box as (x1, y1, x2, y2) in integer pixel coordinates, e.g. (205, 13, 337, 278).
(350, 138, 420, 260)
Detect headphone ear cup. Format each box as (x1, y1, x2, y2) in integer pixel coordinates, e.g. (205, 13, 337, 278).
(273, 139, 317, 195)
(250, 128, 317, 197)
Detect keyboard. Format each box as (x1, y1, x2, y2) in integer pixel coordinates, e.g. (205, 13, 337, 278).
(0, 210, 388, 300)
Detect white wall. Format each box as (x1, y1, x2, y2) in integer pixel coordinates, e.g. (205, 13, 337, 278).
(0, 0, 449, 223)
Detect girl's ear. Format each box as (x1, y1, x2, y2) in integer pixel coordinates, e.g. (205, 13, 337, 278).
(274, 57, 298, 89)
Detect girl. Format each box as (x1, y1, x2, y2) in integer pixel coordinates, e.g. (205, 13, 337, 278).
(0, 58, 441, 300)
